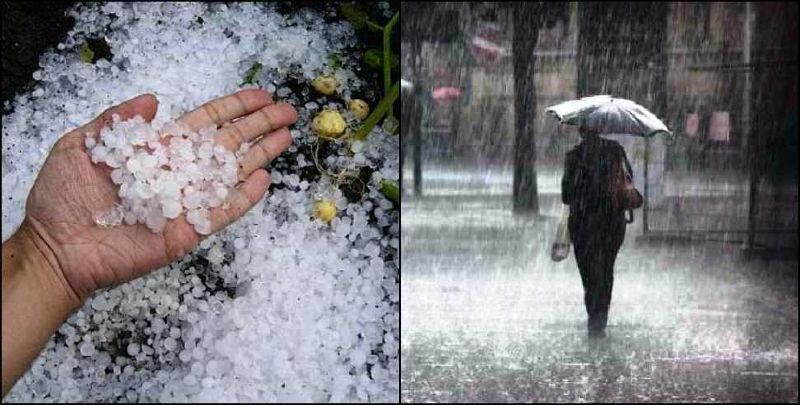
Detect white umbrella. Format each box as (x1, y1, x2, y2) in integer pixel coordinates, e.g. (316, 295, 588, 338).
(546, 95, 672, 138)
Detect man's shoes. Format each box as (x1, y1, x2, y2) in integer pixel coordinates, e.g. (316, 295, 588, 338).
(588, 328, 606, 339)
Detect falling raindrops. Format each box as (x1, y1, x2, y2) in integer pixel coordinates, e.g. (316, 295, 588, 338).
(401, 2, 797, 403)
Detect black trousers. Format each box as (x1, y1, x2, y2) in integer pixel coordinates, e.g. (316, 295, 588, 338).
(569, 213, 626, 332)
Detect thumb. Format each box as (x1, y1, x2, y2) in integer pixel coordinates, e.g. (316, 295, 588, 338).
(59, 93, 159, 150)
(83, 93, 159, 135)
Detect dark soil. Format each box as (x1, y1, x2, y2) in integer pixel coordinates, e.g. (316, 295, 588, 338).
(1, 1, 400, 118)
(1, 1, 76, 105)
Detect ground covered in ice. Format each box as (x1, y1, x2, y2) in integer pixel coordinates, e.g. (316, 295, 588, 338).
(3, 2, 398, 402)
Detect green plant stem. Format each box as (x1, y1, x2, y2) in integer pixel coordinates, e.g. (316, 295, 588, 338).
(383, 11, 399, 117)
(366, 20, 383, 32)
(354, 81, 399, 140)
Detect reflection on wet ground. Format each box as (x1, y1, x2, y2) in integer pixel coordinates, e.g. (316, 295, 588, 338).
(401, 194, 798, 403)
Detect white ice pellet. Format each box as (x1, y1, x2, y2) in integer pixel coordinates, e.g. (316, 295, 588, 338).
(183, 375, 198, 386)
(169, 327, 181, 339)
(350, 348, 367, 366)
(164, 338, 177, 352)
(161, 199, 182, 219)
(85, 115, 241, 235)
(183, 193, 203, 210)
(123, 211, 137, 226)
(95, 204, 124, 228)
(109, 169, 125, 184)
(206, 245, 225, 265)
(145, 210, 167, 233)
(140, 154, 158, 169)
(206, 360, 221, 376)
(236, 143, 250, 156)
(191, 362, 204, 376)
(127, 343, 140, 356)
(185, 208, 204, 225)
(79, 342, 95, 357)
(151, 318, 166, 334)
(364, 242, 380, 258)
(179, 350, 191, 363)
(272, 171, 283, 184)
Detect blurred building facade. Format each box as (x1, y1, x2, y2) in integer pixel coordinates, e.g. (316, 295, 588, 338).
(402, 2, 797, 251)
(404, 2, 796, 168)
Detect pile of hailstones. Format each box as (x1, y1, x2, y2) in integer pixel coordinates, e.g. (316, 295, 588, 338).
(86, 114, 247, 235)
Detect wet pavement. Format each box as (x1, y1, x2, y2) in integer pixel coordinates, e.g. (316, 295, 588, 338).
(400, 188, 798, 403)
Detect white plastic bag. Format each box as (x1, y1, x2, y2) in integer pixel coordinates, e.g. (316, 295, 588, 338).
(550, 204, 571, 262)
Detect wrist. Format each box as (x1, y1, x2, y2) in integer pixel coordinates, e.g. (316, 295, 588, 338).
(5, 221, 84, 312)
(2, 222, 83, 396)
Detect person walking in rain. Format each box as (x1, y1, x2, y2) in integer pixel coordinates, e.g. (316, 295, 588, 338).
(561, 125, 635, 339)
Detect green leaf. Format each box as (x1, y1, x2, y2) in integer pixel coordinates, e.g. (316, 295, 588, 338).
(340, 3, 369, 30)
(382, 115, 399, 135)
(78, 43, 94, 63)
(379, 180, 400, 205)
(389, 52, 399, 69)
(364, 49, 382, 70)
(354, 81, 399, 140)
(328, 54, 343, 70)
(242, 62, 263, 85)
(364, 49, 398, 71)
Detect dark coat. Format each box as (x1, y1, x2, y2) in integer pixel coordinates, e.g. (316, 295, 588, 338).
(561, 136, 633, 229)
(561, 135, 633, 333)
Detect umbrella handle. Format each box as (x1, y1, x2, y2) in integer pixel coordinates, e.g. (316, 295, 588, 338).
(663, 131, 677, 146)
(625, 209, 634, 224)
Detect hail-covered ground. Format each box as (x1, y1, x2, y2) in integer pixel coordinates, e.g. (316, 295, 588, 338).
(2, 2, 398, 402)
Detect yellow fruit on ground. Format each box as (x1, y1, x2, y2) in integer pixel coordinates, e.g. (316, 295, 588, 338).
(312, 76, 337, 96)
(313, 200, 337, 223)
(312, 110, 346, 139)
(348, 99, 370, 121)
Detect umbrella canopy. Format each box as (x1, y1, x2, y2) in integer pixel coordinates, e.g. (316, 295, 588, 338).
(470, 22, 511, 65)
(432, 86, 462, 102)
(546, 95, 672, 138)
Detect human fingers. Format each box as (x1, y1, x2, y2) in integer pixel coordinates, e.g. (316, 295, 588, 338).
(214, 102, 297, 151)
(204, 169, 270, 235)
(235, 128, 293, 181)
(177, 89, 273, 131)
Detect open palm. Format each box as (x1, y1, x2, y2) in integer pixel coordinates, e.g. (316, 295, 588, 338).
(22, 90, 297, 300)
